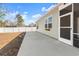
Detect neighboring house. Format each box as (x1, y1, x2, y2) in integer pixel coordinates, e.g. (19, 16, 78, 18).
(4, 20, 17, 27)
(36, 3, 79, 48)
(28, 23, 36, 27)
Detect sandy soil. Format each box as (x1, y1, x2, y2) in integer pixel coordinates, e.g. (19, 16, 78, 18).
(0, 32, 26, 56)
(0, 32, 21, 49)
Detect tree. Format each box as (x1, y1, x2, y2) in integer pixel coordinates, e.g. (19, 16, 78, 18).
(3, 20, 9, 27)
(0, 4, 7, 27)
(0, 20, 3, 27)
(0, 4, 6, 19)
(16, 14, 24, 27)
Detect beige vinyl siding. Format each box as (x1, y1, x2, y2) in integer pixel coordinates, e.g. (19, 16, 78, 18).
(36, 6, 59, 39)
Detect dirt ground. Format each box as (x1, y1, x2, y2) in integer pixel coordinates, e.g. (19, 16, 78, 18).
(0, 32, 21, 49)
(0, 32, 26, 56)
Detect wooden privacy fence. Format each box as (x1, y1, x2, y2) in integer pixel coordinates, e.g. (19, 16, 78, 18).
(0, 27, 36, 33)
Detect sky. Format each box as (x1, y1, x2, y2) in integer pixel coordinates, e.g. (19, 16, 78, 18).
(0, 3, 57, 25)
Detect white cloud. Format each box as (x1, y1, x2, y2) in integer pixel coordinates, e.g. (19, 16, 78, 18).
(22, 14, 27, 20)
(22, 14, 41, 25)
(25, 18, 37, 25)
(41, 7, 47, 12)
(23, 11, 28, 14)
(5, 11, 28, 21)
(28, 14, 41, 25)
(41, 4, 56, 12)
(11, 11, 19, 16)
(4, 11, 29, 25)
(32, 14, 41, 19)
(47, 4, 56, 11)
(4, 11, 19, 20)
(4, 11, 41, 25)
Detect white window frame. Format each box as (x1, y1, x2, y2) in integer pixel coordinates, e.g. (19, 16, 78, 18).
(45, 15, 52, 29)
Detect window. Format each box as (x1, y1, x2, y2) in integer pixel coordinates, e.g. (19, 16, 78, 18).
(37, 26, 38, 29)
(48, 17, 52, 28)
(48, 23, 52, 28)
(45, 24, 47, 28)
(48, 17, 52, 23)
(45, 19, 48, 29)
(45, 16, 52, 31)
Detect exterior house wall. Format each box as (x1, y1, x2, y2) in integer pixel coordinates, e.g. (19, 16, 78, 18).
(36, 6, 59, 39)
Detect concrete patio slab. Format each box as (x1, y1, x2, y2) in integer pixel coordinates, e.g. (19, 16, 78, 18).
(18, 31, 79, 56)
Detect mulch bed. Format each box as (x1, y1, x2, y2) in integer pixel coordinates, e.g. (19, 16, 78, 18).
(0, 32, 26, 56)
